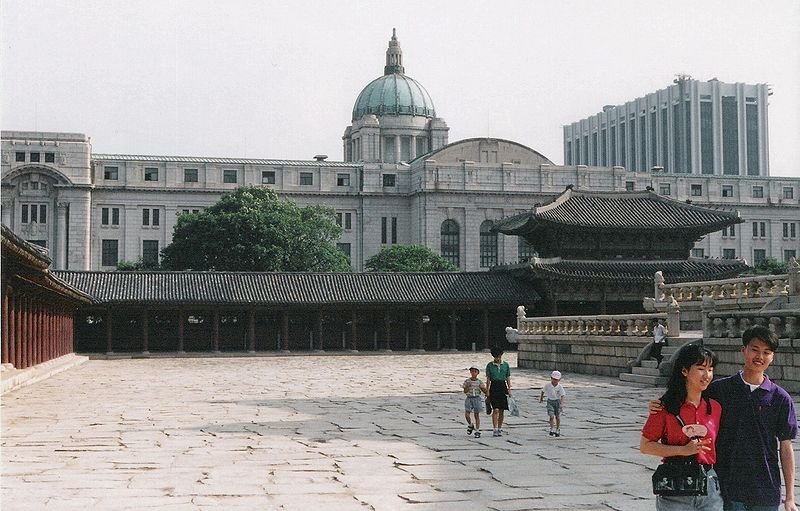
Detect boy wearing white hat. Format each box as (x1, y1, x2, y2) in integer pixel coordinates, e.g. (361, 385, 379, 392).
(463, 365, 487, 438)
(539, 370, 567, 437)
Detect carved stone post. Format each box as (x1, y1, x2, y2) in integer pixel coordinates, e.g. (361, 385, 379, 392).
(789, 258, 800, 296)
(666, 301, 681, 339)
(701, 297, 715, 339)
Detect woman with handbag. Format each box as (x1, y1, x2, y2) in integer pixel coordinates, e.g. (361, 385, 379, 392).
(640, 343, 723, 510)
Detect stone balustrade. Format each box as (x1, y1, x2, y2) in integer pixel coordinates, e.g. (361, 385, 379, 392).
(518, 312, 672, 337)
(661, 274, 790, 303)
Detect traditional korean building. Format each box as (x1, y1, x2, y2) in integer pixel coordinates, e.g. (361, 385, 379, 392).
(54, 270, 540, 354)
(491, 187, 748, 315)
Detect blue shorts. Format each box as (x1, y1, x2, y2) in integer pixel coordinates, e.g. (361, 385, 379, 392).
(464, 396, 482, 413)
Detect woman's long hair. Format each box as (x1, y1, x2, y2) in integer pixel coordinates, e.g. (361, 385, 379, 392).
(659, 343, 718, 416)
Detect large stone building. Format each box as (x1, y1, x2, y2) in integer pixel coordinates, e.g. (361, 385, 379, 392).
(563, 75, 770, 176)
(2, 33, 798, 272)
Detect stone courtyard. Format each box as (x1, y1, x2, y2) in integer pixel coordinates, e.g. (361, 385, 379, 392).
(1, 352, 797, 510)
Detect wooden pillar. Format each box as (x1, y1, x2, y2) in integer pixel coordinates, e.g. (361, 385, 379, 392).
(281, 310, 289, 352)
(315, 310, 323, 351)
(24, 295, 31, 368)
(416, 310, 425, 352)
(212, 310, 220, 353)
(14, 294, 22, 368)
(482, 308, 490, 351)
(349, 309, 358, 352)
(31, 301, 39, 366)
(247, 309, 256, 353)
(105, 307, 114, 354)
(2, 287, 9, 365)
(141, 309, 150, 354)
(383, 310, 392, 351)
(7, 290, 15, 366)
(449, 310, 458, 351)
(177, 308, 185, 353)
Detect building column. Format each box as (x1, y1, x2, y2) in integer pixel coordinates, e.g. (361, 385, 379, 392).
(449, 310, 458, 351)
(315, 310, 324, 351)
(410, 136, 417, 161)
(383, 310, 392, 351)
(281, 310, 289, 352)
(15, 294, 23, 368)
(141, 309, 149, 354)
(416, 310, 425, 352)
(482, 308, 490, 351)
(177, 308, 185, 354)
(56, 201, 69, 269)
(105, 307, 114, 354)
(212, 310, 220, 353)
(395, 135, 401, 164)
(248, 309, 256, 353)
(4, 288, 13, 366)
(349, 309, 358, 352)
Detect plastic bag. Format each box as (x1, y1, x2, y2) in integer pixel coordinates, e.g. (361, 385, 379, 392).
(508, 395, 520, 416)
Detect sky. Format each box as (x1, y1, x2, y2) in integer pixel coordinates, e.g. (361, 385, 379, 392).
(2, 0, 799, 176)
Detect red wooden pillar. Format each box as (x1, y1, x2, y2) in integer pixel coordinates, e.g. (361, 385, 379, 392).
(14, 293, 22, 368)
(177, 308, 185, 353)
(449, 310, 458, 351)
(349, 309, 358, 352)
(7, 291, 15, 366)
(31, 300, 38, 366)
(2, 287, 8, 364)
(24, 295, 31, 368)
(212, 310, 220, 353)
(105, 308, 113, 354)
(281, 310, 289, 352)
(247, 309, 256, 353)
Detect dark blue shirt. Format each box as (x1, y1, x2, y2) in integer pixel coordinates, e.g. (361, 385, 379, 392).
(708, 372, 798, 507)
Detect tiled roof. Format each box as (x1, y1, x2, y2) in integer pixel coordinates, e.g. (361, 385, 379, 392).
(52, 271, 541, 306)
(526, 258, 748, 283)
(493, 188, 742, 234)
(93, 154, 357, 168)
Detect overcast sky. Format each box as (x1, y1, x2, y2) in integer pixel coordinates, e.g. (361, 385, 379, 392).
(2, 0, 799, 176)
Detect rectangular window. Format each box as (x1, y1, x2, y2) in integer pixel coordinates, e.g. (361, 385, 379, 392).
(112, 208, 120, 225)
(299, 172, 313, 185)
(722, 224, 736, 238)
(102, 207, 110, 225)
(336, 213, 342, 227)
(141, 208, 160, 227)
(143, 209, 150, 226)
(38, 204, 47, 224)
(391, 217, 397, 244)
(783, 222, 797, 239)
(722, 96, 739, 175)
(722, 248, 736, 260)
(104, 166, 119, 180)
(518, 237, 534, 263)
(625, 181, 635, 192)
(21, 204, 46, 224)
(746, 103, 759, 176)
(15, 152, 25, 162)
(752, 221, 766, 238)
(45, 152, 55, 163)
(336, 174, 350, 187)
(262, 171, 276, 184)
(344, 212, 351, 230)
(184, 168, 198, 182)
(142, 240, 159, 266)
(144, 167, 159, 181)
(783, 187, 794, 200)
(21, 204, 29, 224)
(700, 101, 714, 174)
(152, 209, 160, 226)
(223, 169, 237, 184)
(785, 250, 797, 263)
(752, 186, 764, 198)
(381, 217, 387, 244)
(29, 152, 40, 163)
(691, 184, 703, 196)
(336, 243, 351, 261)
(722, 185, 734, 198)
(659, 183, 671, 195)
(101, 239, 119, 267)
(691, 248, 705, 258)
(753, 249, 766, 266)
(383, 174, 396, 187)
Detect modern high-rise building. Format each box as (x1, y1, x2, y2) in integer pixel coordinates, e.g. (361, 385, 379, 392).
(563, 76, 770, 176)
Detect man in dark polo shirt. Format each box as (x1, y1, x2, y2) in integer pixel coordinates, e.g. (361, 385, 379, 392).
(707, 326, 797, 511)
(650, 325, 797, 510)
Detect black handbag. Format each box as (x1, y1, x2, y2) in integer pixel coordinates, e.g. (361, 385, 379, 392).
(651, 414, 708, 496)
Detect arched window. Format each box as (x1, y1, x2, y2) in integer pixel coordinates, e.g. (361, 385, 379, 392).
(440, 219, 460, 268)
(479, 220, 498, 268)
(518, 237, 535, 263)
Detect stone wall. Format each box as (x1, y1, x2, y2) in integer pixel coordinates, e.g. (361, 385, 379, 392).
(516, 335, 651, 377)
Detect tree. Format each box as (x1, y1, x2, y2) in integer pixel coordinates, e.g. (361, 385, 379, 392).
(743, 256, 789, 276)
(116, 259, 161, 271)
(160, 186, 350, 272)
(365, 245, 457, 272)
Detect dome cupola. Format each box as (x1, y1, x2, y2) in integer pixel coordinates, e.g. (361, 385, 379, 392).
(351, 29, 436, 122)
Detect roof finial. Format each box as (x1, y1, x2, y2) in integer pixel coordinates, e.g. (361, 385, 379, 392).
(384, 28, 405, 75)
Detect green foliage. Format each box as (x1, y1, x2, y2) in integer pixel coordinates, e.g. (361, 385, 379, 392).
(160, 186, 350, 272)
(116, 259, 161, 271)
(365, 245, 457, 272)
(742, 256, 790, 276)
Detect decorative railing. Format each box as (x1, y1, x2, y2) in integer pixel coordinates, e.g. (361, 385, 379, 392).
(517, 313, 669, 337)
(657, 258, 799, 305)
(703, 303, 799, 341)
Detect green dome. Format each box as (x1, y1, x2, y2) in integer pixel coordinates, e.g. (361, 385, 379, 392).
(352, 73, 436, 122)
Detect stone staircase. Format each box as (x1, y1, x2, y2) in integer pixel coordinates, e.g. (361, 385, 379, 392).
(619, 331, 703, 386)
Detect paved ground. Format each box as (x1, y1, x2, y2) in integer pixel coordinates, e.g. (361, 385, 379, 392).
(1, 352, 797, 511)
